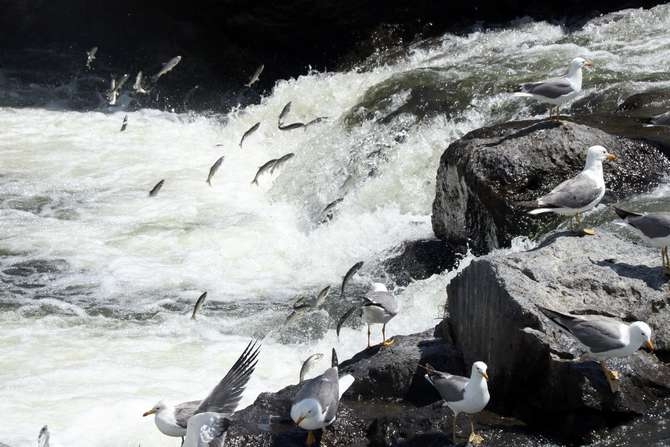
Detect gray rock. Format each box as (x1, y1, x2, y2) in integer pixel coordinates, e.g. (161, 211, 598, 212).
(446, 229, 670, 440)
(381, 239, 462, 286)
(431, 120, 670, 253)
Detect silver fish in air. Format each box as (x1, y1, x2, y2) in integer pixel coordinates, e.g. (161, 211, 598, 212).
(245, 64, 264, 87)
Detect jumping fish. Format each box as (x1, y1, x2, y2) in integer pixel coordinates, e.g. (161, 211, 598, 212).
(314, 285, 331, 307)
(239, 122, 261, 147)
(120, 114, 128, 132)
(38, 425, 50, 447)
(206, 155, 224, 186)
(107, 73, 129, 105)
(149, 179, 164, 197)
(269, 153, 294, 174)
(304, 116, 328, 127)
(299, 353, 325, 383)
(341, 261, 364, 299)
(251, 158, 278, 185)
(85, 46, 98, 70)
(133, 71, 149, 94)
(319, 197, 344, 223)
(152, 56, 182, 82)
(191, 291, 207, 320)
(245, 64, 264, 87)
(278, 122, 305, 131)
(336, 306, 358, 337)
(278, 101, 292, 126)
(285, 303, 311, 324)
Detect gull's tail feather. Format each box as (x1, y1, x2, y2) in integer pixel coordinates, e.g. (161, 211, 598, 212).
(338, 374, 355, 399)
(613, 206, 642, 220)
(513, 92, 534, 97)
(331, 348, 338, 368)
(537, 306, 576, 333)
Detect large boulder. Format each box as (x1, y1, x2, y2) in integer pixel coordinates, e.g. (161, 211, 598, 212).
(431, 120, 670, 253)
(446, 229, 670, 440)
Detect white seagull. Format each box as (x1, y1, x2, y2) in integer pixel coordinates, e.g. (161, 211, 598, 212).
(528, 145, 616, 235)
(614, 207, 670, 272)
(291, 349, 354, 446)
(143, 340, 260, 443)
(515, 57, 593, 118)
(336, 282, 399, 348)
(539, 306, 653, 391)
(422, 362, 490, 445)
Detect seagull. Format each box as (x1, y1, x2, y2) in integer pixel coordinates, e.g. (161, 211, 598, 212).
(515, 57, 593, 118)
(613, 207, 670, 273)
(336, 283, 399, 348)
(291, 349, 355, 446)
(421, 362, 490, 445)
(143, 340, 260, 443)
(538, 306, 653, 391)
(527, 145, 616, 235)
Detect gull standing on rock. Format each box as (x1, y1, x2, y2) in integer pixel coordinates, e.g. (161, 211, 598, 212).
(514, 57, 592, 118)
(614, 207, 670, 273)
(337, 282, 398, 348)
(143, 340, 260, 443)
(538, 306, 653, 392)
(291, 349, 354, 446)
(421, 362, 490, 445)
(527, 145, 616, 235)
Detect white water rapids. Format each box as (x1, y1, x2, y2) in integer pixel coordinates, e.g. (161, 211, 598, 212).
(1, 5, 670, 446)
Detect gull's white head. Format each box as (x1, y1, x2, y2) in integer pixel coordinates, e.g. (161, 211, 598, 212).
(372, 282, 388, 292)
(142, 400, 168, 417)
(290, 398, 325, 430)
(585, 145, 616, 167)
(569, 57, 593, 74)
(630, 321, 653, 351)
(471, 361, 489, 380)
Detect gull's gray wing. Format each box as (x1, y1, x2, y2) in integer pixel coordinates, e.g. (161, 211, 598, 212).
(539, 307, 625, 353)
(425, 370, 468, 403)
(569, 318, 626, 353)
(195, 340, 261, 415)
(538, 172, 602, 209)
(175, 400, 200, 428)
(364, 290, 398, 316)
(185, 412, 230, 447)
(628, 214, 670, 239)
(293, 367, 340, 423)
(520, 78, 575, 98)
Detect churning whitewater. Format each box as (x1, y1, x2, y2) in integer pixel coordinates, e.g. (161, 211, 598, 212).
(2, 4, 670, 446)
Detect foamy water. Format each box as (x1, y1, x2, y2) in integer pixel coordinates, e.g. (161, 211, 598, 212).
(2, 4, 670, 446)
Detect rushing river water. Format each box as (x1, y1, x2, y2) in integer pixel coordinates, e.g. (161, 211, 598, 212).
(2, 4, 670, 446)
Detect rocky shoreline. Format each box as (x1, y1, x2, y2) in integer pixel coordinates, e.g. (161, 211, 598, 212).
(222, 87, 670, 446)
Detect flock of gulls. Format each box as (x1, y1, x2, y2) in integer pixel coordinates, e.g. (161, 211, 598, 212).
(17, 53, 668, 447)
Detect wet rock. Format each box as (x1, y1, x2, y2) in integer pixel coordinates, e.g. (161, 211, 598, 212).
(382, 239, 461, 286)
(340, 330, 464, 406)
(446, 229, 670, 441)
(616, 89, 670, 116)
(431, 120, 670, 253)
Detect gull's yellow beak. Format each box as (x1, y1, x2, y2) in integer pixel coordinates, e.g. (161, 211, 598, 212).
(482, 371, 489, 381)
(584, 60, 594, 70)
(295, 415, 306, 427)
(142, 408, 157, 417)
(645, 339, 654, 352)
(606, 153, 617, 161)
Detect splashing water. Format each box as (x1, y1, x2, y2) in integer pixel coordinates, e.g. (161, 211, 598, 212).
(1, 5, 670, 446)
